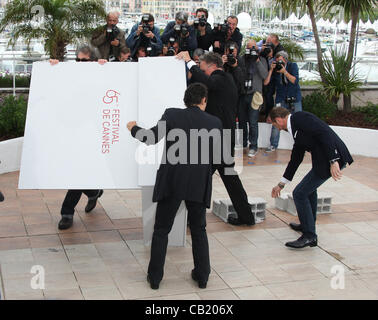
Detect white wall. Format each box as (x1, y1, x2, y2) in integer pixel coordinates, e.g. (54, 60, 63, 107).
(0, 125, 377, 175)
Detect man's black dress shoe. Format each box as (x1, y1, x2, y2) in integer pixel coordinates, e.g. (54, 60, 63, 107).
(58, 216, 73, 230)
(285, 235, 317, 249)
(85, 190, 103, 213)
(289, 222, 303, 232)
(228, 216, 255, 226)
(147, 275, 160, 290)
(0, 191, 4, 202)
(191, 270, 207, 289)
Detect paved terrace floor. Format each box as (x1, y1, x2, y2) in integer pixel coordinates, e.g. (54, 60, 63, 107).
(0, 150, 378, 300)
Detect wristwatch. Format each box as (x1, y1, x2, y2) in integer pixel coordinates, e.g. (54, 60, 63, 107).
(330, 158, 340, 165)
(278, 182, 285, 189)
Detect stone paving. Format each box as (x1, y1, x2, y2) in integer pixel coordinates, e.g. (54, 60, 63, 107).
(0, 149, 378, 300)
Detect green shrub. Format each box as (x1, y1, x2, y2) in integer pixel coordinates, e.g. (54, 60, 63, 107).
(0, 74, 31, 88)
(0, 95, 28, 139)
(354, 103, 378, 126)
(302, 91, 338, 121)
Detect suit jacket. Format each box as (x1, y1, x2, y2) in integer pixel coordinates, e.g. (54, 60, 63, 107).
(131, 107, 222, 207)
(189, 66, 238, 157)
(283, 112, 354, 181)
(91, 25, 127, 60)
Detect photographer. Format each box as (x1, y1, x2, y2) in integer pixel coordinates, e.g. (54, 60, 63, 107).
(239, 40, 269, 157)
(161, 12, 197, 54)
(49, 44, 106, 230)
(264, 51, 302, 152)
(126, 13, 162, 58)
(162, 37, 180, 56)
(213, 16, 243, 55)
(91, 11, 127, 61)
(222, 42, 245, 102)
(267, 34, 284, 56)
(117, 47, 132, 62)
(194, 8, 213, 51)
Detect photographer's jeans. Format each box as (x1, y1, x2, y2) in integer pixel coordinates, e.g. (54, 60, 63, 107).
(238, 94, 259, 149)
(270, 101, 302, 148)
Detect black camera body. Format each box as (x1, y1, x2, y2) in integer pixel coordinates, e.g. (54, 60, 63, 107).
(285, 97, 296, 111)
(227, 45, 237, 66)
(213, 20, 229, 39)
(106, 25, 120, 42)
(245, 48, 259, 62)
(174, 24, 190, 37)
(141, 14, 152, 35)
(194, 16, 207, 28)
(166, 37, 176, 56)
(275, 60, 285, 71)
(259, 46, 272, 58)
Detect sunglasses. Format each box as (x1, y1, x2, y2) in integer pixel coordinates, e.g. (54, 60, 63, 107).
(75, 58, 90, 62)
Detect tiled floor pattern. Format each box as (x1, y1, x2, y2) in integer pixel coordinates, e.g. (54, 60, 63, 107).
(0, 150, 377, 300)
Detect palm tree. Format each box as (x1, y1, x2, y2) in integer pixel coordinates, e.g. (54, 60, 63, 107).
(0, 0, 106, 60)
(273, 0, 327, 83)
(321, 47, 362, 112)
(320, 0, 376, 80)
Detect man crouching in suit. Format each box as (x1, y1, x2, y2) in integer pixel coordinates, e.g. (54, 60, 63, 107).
(127, 83, 222, 289)
(270, 107, 353, 249)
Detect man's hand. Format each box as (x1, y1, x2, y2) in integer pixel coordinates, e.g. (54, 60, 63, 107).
(176, 51, 191, 63)
(277, 64, 286, 74)
(214, 41, 220, 48)
(98, 59, 107, 65)
(127, 121, 137, 131)
(330, 161, 342, 181)
(50, 59, 59, 66)
(136, 24, 143, 36)
(270, 61, 277, 71)
(111, 39, 120, 47)
(221, 55, 228, 65)
(145, 31, 155, 39)
(271, 185, 282, 198)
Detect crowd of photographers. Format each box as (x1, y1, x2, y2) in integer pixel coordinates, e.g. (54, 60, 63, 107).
(89, 9, 302, 157)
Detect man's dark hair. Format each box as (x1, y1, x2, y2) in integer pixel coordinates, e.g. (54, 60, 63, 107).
(226, 41, 238, 51)
(199, 52, 223, 68)
(76, 44, 98, 61)
(120, 47, 130, 55)
(227, 15, 238, 23)
(184, 83, 208, 108)
(142, 13, 154, 22)
(269, 107, 290, 121)
(196, 8, 209, 19)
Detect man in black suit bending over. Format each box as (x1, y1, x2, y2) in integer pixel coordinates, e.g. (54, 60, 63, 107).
(127, 83, 222, 290)
(177, 51, 256, 226)
(270, 107, 353, 249)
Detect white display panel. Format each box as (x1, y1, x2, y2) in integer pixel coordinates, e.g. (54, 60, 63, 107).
(19, 62, 139, 189)
(137, 57, 187, 186)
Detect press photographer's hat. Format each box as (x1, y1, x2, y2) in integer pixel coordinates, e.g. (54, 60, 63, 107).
(251, 91, 264, 110)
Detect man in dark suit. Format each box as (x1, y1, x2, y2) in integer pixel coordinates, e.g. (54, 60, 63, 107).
(127, 83, 222, 290)
(270, 107, 353, 248)
(177, 51, 256, 226)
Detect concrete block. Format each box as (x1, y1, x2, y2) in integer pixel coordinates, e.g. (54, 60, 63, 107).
(286, 193, 333, 216)
(275, 193, 290, 211)
(287, 195, 297, 216)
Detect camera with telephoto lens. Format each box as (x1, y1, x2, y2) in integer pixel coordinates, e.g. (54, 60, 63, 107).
(174, 24, 189, 37)
(194, 16, 207, 28)
(285, 97, 296, 112)
(259, 44, 273, 58)
(166, 37, 176, 56)
(226, 44, 237, 66)
(106, 25, 120, 42)
(245, 47, 259, 62)
(275, 60, 285, 71)
(141, 14, 152, 35)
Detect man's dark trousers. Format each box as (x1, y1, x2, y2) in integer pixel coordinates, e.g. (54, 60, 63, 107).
(293, 169, 328, 238)
(148, 197, 210, 284)
(213, 165, 254, 225)
(61, 190, 100, 216)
